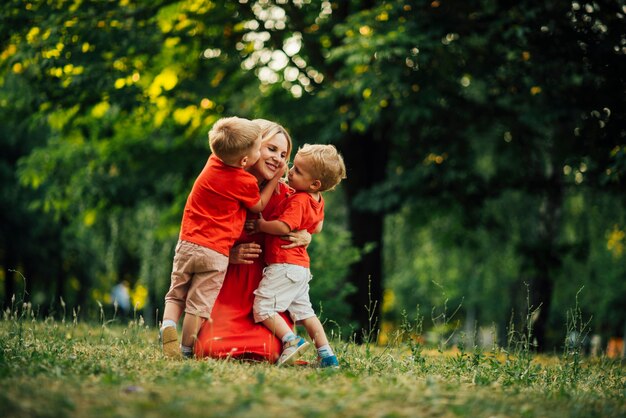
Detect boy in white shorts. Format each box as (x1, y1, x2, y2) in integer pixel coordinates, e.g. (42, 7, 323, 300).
(249, 144, 346, 367)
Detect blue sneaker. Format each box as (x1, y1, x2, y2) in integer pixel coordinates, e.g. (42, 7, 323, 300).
(277, 336, 310, 366)
(319, 355, 340, 369)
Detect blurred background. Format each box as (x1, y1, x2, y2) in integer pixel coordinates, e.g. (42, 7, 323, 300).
(1, 0, 625, 353)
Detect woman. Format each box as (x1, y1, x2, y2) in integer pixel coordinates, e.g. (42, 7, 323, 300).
(194, 120, 310, 361)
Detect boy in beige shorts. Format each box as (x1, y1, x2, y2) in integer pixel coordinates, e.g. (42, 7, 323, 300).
(160, 116, 284, 359)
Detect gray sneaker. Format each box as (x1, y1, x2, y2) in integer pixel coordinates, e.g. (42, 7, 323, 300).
(276, 336, 310, 366)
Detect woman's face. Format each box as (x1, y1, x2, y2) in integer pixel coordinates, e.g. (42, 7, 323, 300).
(248, 133, 289, 181)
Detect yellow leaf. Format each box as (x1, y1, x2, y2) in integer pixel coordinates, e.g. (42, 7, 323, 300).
(161, 69, 178, 90)
(211, 70, 225, 87)
(1, 44, 17, 60)
(92, 101, 110, 118)
(165, 37, 180, 48)
(26, 27, 40, 43)
(607, 225, 625, 258)
(376, 11, 389, 21)
(355, 65, 369, 74)
(154, 109, 168, 127)
(382, 289, 395, 313)
(173, 105, 197, 125)
(83, 209, 97, 227)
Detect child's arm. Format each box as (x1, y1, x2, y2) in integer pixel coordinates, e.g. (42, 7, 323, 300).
(312, 220, 323, 234)
(248, 171, 283, 213)
(255, 218, 291, 236)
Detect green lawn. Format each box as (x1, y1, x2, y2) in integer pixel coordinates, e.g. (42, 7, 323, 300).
(0, 315, 624, 418)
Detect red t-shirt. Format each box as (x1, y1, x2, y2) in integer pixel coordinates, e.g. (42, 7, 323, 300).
(180, 155, 260, 256)
(264, 192, 324, 267)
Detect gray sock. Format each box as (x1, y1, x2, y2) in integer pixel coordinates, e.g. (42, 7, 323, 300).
(181, 345, 193, 358)
(317, 344, 334, 358)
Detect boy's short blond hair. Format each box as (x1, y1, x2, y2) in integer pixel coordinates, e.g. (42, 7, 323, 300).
(208, 117, 261, 164)
(297, 144, 347, 192)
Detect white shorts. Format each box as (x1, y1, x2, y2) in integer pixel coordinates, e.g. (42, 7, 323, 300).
(253, 263, 315, 323)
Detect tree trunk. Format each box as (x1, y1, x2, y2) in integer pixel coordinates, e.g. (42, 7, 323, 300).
(2, 242, 16, 309)
(529, 182, 563, 351)
(339, 130, 388, 340)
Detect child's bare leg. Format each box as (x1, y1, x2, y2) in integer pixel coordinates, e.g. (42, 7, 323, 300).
(162, 301, 183, 324)
(181, 313, 204, 349)
(301, 316, 338, 367)
(262, 314, 293, 340)
(300, 316, 329, 348)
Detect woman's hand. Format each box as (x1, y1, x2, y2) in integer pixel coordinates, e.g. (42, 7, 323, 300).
(229, 242, 262, 264)
(281, 229, 312, 249)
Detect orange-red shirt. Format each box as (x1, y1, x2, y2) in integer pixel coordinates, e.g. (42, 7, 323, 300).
(180, 155, 260, 256)
(264, 192, 324, 267)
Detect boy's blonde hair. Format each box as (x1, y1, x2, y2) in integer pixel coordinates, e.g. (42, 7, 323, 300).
(297, 144, 347, 192)
(208, 117, 261, 164)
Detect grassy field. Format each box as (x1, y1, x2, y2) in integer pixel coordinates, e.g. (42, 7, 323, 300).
(0, 309, 624, 418)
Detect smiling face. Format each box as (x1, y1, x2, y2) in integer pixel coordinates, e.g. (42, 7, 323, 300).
(288, 154, 320, 192)
(248, 132, 289, 181)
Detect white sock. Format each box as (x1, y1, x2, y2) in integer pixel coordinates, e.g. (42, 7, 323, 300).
(282, 332, 297, 343)
(160, 319, 177, 331)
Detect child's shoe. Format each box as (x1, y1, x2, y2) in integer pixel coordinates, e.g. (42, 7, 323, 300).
(319, 355, 340, 369)
(161, 326, 181, 359)
(276, 336, 310, 366)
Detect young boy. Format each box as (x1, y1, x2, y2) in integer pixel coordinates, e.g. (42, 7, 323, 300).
(161, 116, 284, 359)
(250, 144, 346, 367)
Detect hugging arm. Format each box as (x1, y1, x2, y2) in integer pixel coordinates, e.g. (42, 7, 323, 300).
(256, 218, 291, 235)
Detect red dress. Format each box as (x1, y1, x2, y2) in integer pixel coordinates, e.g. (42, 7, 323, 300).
(194, 182, 294, 361)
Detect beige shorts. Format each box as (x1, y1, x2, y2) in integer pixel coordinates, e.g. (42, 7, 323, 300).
(253, 263, 315, 323)
(164, 240, 229, 319)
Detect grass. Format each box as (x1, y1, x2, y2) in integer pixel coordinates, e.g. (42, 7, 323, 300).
(0, 304, 624, 418)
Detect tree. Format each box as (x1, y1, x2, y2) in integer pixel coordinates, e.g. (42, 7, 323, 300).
(238, 0, 625, 346)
